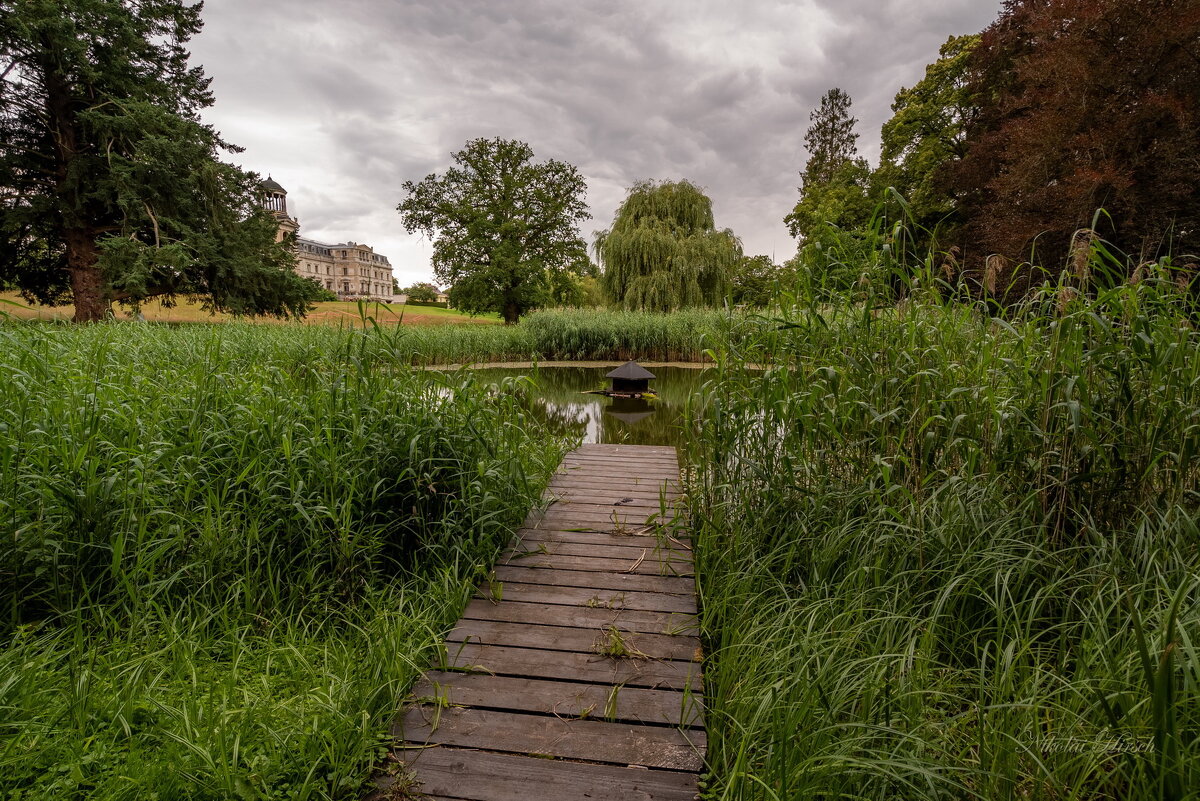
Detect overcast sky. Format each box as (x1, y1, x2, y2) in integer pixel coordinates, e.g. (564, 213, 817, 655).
(189, 0, 1000, 287)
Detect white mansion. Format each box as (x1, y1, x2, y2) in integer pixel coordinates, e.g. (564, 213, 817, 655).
(261, 177, 395, 301)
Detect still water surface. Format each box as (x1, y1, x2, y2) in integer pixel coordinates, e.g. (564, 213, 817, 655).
(460, 365, 710, 448)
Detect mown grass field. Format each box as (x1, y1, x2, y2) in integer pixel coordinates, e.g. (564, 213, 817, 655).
(0, 292, 499, 326)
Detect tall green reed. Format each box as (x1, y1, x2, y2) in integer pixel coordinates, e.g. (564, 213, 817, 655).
(0, 321, 564, 799)
(382, 307, 735, 365)
(688, 247, 1200, 799)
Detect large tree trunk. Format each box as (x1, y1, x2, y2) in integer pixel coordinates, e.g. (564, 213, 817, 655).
(502, 299, 520, 325)
(44, 59, 109, 323)
(66, 230, 108, 322)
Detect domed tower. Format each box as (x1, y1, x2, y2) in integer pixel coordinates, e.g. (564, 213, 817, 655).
(260, 175, 299, 242)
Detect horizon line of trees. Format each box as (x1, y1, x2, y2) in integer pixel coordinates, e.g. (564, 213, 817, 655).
(3, 0, 1195, 322)
(788, 0, 1199, 302)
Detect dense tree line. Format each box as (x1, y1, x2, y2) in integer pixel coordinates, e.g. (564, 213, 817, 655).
(789, 0, 1200, 299)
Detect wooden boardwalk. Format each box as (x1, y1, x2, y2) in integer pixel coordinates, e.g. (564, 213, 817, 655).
(381, 443, 704, 800)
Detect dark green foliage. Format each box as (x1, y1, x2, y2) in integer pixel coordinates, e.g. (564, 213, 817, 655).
(402, 282, 440, 302)
(730, 254, 789, 307)
(0, 0, 318, 322)
(595, 179, 741, 312)
(784, 157, 874, 243)
(800, 87, 859, 188)
(877, 34, 979, 233)
(785, 89, 873, 248)
(398, 137, 591, 324)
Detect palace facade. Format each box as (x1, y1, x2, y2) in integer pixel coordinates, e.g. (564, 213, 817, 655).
(261, 177, 395, 301)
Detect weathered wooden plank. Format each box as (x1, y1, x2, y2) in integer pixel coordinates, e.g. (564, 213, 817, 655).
(564, 443, 681, 455)
(576, 443, 679, 453)
(556, 462, 681, 474)
(560, 460, 680, 473)
(564, 449, 680, 461)
(460, 598, 699, 635)
(542, 501, 685, 519)
(563, 450, 678, 460)
(395, 707, 705, 771)
(479, 581, 698, 614)
(532, 505, 662, 521)
(549, 473, 680, 489)
(546, 481, 680, 498)
(434, 642, 703, 691)
(547, 482, 683, 499)
(446, 618, 700, 661)
(500, 551, 694, 577)
(529, 505, 682, 523)
(523, 513, 686, 532)
(387, 747, 700, 801)
(545, 493, 681, 510)
(528, 512, 681, 532)
(412, 671, 704, 728)
(514, 527, 692, 550)
(556, 469, 681, 484)
(491, 565, 695, 595)
(544, 485, 681, 501)
(504, 539, 693, 563)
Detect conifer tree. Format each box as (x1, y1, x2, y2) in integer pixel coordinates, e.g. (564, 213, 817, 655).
(785, 89, 871, 243)
(802, 88, 859, 189)
(0, 1, 315, 322)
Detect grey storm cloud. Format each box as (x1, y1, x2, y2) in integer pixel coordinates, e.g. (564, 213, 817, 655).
(189, 0, 1000, 284)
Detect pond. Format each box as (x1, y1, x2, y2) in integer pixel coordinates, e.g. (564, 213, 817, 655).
(445, 364, 712, 449)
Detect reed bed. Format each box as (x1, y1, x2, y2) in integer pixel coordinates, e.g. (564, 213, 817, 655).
(395, 307, 739, 364)
(0, 322, 564, 799)
(687, 274, 1200, 799)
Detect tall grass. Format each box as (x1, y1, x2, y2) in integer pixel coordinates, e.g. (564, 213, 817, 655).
(395, 307, 738, 364)
(0, 322, 564, 799)
(688, 266, 1200, 798)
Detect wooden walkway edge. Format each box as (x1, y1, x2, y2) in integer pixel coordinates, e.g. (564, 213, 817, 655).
(378, 444, 704, 800)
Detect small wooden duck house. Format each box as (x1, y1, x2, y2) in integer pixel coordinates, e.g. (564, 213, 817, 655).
(606, 360, 656, 397)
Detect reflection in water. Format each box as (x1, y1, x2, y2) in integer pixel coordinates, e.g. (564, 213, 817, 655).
(605, 396, 655, 425)
(463, 366, 709, 448)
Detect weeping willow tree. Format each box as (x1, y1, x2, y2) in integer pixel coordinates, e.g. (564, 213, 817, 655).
(595, 179, 742, 311)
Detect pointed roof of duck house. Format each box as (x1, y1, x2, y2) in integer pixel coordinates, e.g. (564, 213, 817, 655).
(606, 361, 656, 381)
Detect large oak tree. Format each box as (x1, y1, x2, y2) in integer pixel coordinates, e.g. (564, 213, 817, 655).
(398, 137, 590, 324)
(0, 0, 316, 322)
